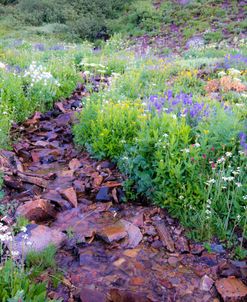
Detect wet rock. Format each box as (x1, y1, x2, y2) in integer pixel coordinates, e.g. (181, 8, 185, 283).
(109, 289, 152, 302)
(92, 172, 104, 188)
(43, 190, 72, 210)
(96, 187, 111, 202)
(200, 275, 214, 291)
(69, 158, 81, 171)
(80, 288, 106, 302)
(175, 236, 190, 253)
(16, 198, 56, 222)
(215, 277, 247, 302)
(151, 240, 163, 249)
(129, 213, 144, 227)
(10, 224, 66, 257)
(130, 277, 145, 286)
(60, 187, 78, 208)
(230, 261, 247, 269)
(55, 113, 71, 127)
(123, 248, 140, 258)
(219, 262, 242, 278)
(97, 222, 127, 243)
(168, 256, 179, 267)
(71, 100, 82, 110)
(210, 243, 225, 254)
(155, 222, 175, 252)
(100, 161, 115, 169)
(190, 243, 205, 255)
(113, 258, 126, 267)
(79, 252, 95, 266)
(120, 219, 143, 248)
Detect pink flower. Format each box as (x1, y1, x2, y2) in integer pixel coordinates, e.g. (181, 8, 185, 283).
(202, 154, 207, 159)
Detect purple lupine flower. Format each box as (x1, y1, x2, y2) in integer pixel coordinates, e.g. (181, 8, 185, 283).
(223, 54, 247, 70)
(34, 43, 45, 51)
(239, 132, 247, 151)
(49, 45, 65, 51)
(146, 91, 212, 125)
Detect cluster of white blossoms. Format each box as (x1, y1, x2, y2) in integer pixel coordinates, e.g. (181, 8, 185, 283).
(23, 61, 60, 87)
(205, 199, 212, 219)
(0, 224, 32, 259)
(0, 62, 6, 70)
(206, 178, 216, 185)
(0, 223, 12, 242)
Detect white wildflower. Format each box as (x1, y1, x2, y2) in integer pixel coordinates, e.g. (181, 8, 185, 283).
(218, 71, 226, 77)
(217, 157, 225, 164)
(181, 148, 190, 153)
(21, 226, 27, 233)
(11, 250, 20, 257)
(235, 182, 242, 187)
(228, 68, 241, 76)
(22, 234, 28, 240)
(0, 62, 6, 69)
(206, 179, 216, 185)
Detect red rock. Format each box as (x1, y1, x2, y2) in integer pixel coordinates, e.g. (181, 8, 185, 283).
(120, 219, 143, 248)
(168, 256, 179, 267)
(129, 212, 144, 227)
(80, 288, 106, 302)
(113, 258, 126, 267)
(24, 111, 41, 126)
(55, 102, 66, 113)
(200, 275, 214, 291)
(16, 198, 56, 222)
(92, 172, 103, 187)
(155, 222, 175, 252)
(69, 158, 81, 171)
(175, 236, 190, 253)
(97, 223, 127, 243)
(130, 277, 145, 286)
(10, 224, 66, 257)
(215, 277, 247, 302)
(55, 113, 71, 127)
(43, 190, 71, 210)
(60, 187, 78, 208)
(123, 249, 140, 258)
(109, 289, 151, 302)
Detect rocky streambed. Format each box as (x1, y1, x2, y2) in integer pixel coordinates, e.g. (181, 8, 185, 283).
(0, 75, 246, 302)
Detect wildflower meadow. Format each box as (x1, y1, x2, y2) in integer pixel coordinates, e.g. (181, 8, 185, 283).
(0, 0, 246, 301)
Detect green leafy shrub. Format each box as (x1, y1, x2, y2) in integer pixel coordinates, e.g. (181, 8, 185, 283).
(0, 260, 48, 302)
(74, 99, 146, 160)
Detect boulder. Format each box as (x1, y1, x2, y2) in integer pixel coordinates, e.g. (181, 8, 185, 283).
(16, 199, 56, 222)
(200, 275, 214, 291)
(215, 277, 247, 302)
(9, 224, 66, 257)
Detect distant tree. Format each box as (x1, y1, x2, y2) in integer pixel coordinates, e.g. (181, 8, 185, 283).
(0, 0, 18, 4)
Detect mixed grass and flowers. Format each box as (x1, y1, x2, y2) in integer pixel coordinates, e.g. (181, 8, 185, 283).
(0, 220, 59, 301)
(74, 42, 247, 257)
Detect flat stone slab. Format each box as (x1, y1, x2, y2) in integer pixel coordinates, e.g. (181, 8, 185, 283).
(9, 224, 66, 257)
(215, 277, 247, 302)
